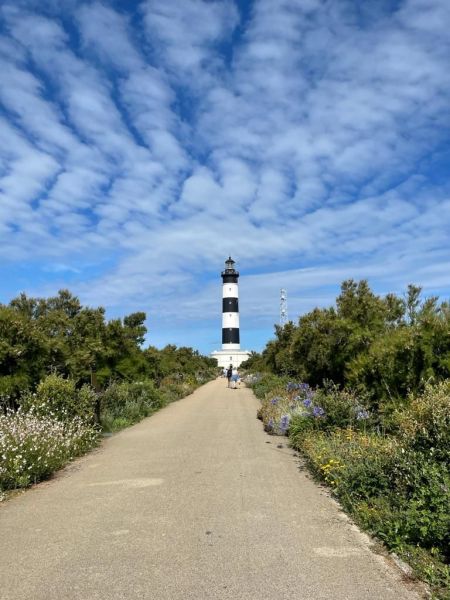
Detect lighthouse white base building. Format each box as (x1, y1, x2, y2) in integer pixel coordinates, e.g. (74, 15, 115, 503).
(210, 349, 251, 369)
(210, 257, 251, 369)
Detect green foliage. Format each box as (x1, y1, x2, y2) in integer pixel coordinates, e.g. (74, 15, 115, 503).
(0, 290, 151, 396)
(158, 379, 196, 405)
(252, 374, 372, 437)
(0, 289, 216, 402)
(239, 351, 269, 372)
(100, 380, 165, 431)
(387, 452, 450, 551)
(262, 322, 298, 376)
(297, 429, 398, 500)
(0, 305, 49, 402)
(98, 378, 202, 432)
(21, 373, 96, 422)
(144, 345, 217, 384)
(247, 373, 288, 401)
(313, 383, 372, 429)
(395, 380, 450, 462)
(256, 280, 449, 402)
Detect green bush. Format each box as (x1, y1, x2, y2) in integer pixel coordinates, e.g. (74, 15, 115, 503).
(395, 455, 449, 552)
(20, 373, 96, 422)
(253, 374, 373, 437)
(313, 383, 372, 429)
(99, 377, 205, 432)
(159, 380, 195, 405)
(294, 428, 398, 499)
(394, 380, 450, 462)
(248, 373, 288, 402)
(100, 380, 165, 430)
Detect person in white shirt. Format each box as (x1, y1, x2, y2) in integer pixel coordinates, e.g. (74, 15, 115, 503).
(231, 368, 239, 389)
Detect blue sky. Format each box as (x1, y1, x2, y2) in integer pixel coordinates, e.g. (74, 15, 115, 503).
(0, 0, 449, 355)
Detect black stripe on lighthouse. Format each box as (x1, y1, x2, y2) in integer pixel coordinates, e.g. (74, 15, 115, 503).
(222, 274, 238, 284)
(222, 328, 240, 344)
(222, 298, 239, 312)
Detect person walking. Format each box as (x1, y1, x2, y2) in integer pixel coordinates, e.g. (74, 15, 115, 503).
(231, 367, 239, 389)
(226, 365, 233, 388)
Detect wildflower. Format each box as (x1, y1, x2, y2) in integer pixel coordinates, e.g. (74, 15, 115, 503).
(303, 399, 312, 408)
(270, 397, 281, 405)
(356, 409, 370, 420)
(280, 414, 291, 433)
(313, 406, 325, 418)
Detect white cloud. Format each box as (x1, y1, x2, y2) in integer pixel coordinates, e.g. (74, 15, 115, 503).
(141, 0, 239, 76)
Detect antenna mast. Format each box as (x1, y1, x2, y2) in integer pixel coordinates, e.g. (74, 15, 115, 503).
(280, 288, 288, 326)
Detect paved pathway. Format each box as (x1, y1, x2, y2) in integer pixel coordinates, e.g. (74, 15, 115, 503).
(1, 379, 423, 600)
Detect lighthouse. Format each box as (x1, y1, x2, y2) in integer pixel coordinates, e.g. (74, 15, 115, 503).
(222, 256, 240, 349)
(211, 257, 251, 369)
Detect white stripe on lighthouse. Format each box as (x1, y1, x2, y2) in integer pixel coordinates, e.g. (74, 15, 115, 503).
(222, 283, 238, 299)
(222, 313, 240, 329)
(222, 343, 240, 350)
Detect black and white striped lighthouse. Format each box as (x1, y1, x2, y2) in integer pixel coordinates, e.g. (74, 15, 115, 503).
(211, 257, 251, 368)
(221, 256, 240, 350)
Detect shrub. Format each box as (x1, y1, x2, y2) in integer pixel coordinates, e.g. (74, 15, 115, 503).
(100, 380, 167, 431)
(248, 373, 288, 402)
(394, 380, 450, 462)
(159, 380, 195, 405)
(21, 373, 96, 422)
(0, 409, 98, 492)
(255, 375, 373, 437)
(295, 428, 398, 501)
(313, 382, 372, 429)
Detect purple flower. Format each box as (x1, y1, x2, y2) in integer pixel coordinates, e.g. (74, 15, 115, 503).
(270, 397, 280, 405)
(313, 406, 325, 418)
(303, 399, 312, 408)
(280, 414, 291, 433)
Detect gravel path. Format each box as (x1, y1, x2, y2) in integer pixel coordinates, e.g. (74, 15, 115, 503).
(0, 379, 424, 600)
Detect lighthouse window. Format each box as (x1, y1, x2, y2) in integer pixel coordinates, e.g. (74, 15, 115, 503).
(229, 314, 232, 317)
(229, 287, 231, 291)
